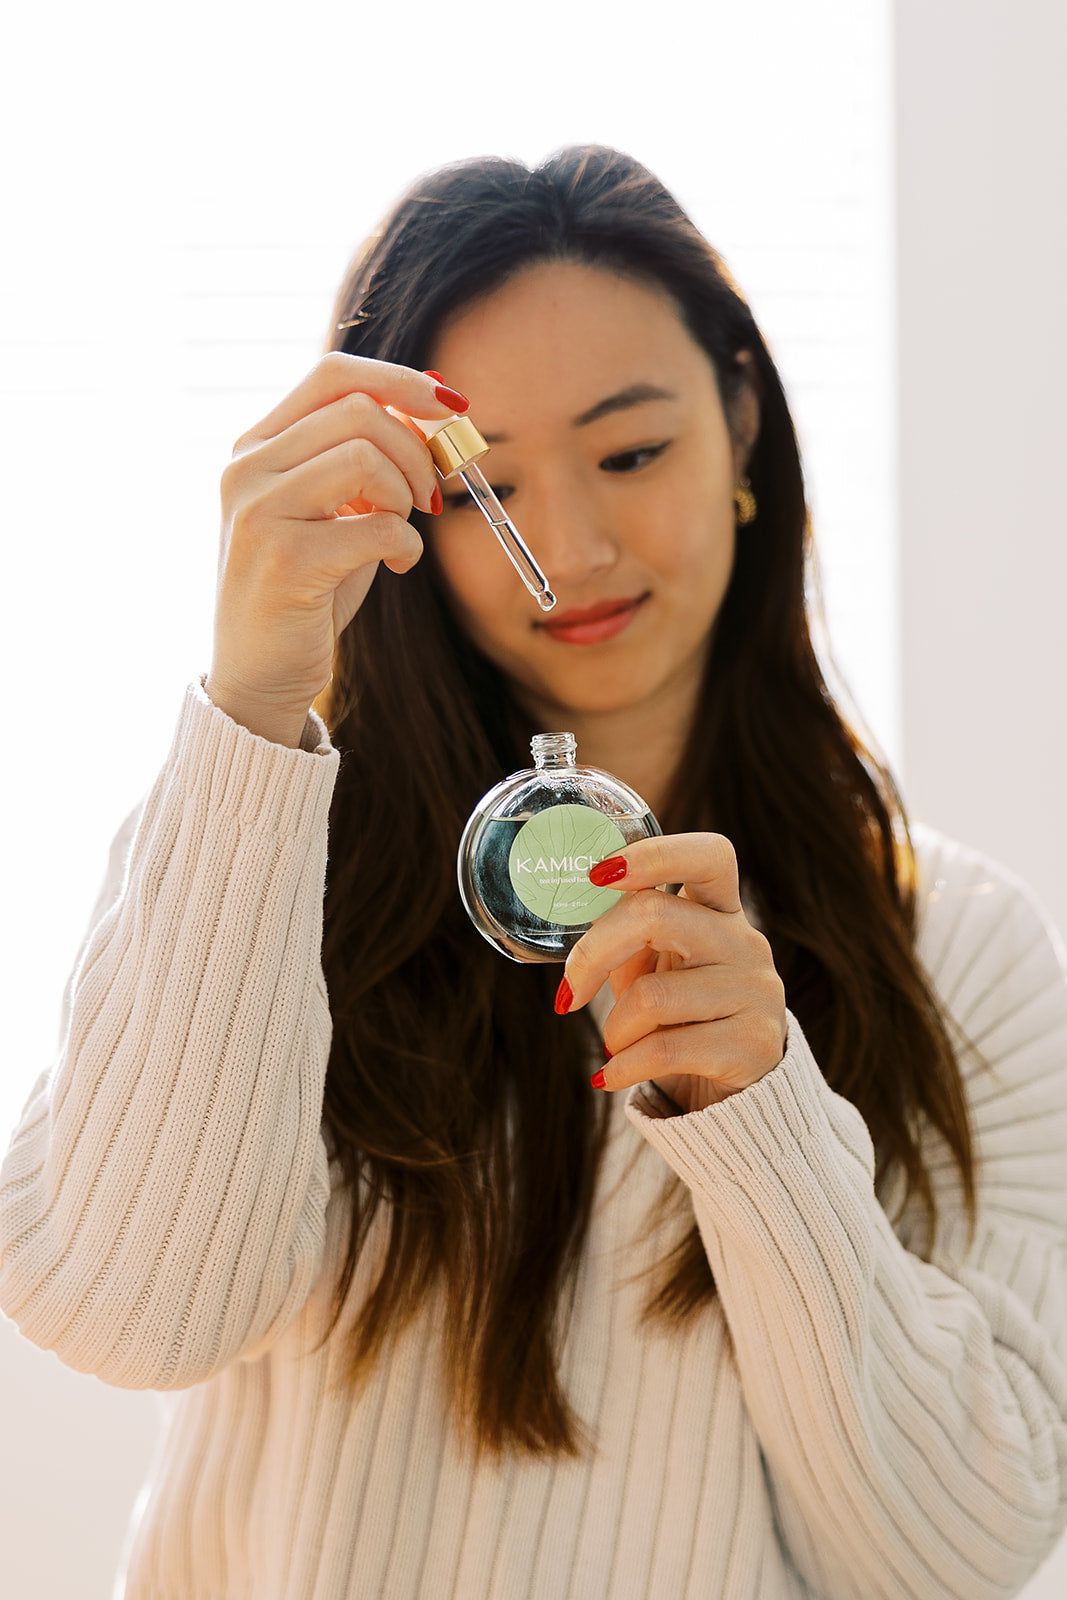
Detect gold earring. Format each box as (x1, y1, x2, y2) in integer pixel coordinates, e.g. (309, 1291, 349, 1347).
(733, 476, 757, 526)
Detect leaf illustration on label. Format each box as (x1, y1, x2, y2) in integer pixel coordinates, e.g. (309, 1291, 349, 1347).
(508, 804, 627, 927)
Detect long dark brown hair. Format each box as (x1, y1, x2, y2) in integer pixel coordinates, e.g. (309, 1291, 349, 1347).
(312, 145, 976, 1462)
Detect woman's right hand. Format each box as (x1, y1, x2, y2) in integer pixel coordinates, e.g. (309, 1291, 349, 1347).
(204, 352, 467, 747)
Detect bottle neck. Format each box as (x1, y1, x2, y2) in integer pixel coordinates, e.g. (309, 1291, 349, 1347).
(531, 732, 577, 771)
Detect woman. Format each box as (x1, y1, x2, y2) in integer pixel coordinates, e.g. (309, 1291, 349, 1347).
(2, 146, 1065, 1600)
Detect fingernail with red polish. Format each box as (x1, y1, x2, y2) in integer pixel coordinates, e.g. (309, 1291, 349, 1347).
(434, 383, 470, 413)
(589, 856, 627, 887)
(554, 976, 573, 1015)
(423, 370, 445, 382)
(430, 482, 443, 515)
(590, 1068, 607, 1090)
(603, 1044, 613, 1059)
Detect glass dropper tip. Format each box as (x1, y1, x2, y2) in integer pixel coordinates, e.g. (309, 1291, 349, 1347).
(536, 589, 557, 612)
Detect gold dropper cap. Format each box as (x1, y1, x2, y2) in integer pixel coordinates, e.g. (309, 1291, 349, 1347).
(425, 415, 490, 479)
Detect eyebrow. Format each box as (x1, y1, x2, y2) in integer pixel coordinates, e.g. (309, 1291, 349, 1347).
(480, 383, 677, 444)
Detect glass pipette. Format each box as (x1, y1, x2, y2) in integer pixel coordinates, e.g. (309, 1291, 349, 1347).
(455, 462, 556, 612)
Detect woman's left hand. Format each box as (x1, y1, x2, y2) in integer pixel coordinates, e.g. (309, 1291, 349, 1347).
(557, 833, 788, 1114)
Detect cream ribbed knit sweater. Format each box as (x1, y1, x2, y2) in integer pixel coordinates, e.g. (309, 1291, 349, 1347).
(2, 678, 1066, 1600)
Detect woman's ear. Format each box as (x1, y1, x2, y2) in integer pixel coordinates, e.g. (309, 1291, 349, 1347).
(729, 349, 762, 478)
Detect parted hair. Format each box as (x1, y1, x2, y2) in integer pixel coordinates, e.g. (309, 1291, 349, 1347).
(312, 144, 977, 1462)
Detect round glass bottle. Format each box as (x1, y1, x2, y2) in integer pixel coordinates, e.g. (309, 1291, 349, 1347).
(457, 732, 662, 963)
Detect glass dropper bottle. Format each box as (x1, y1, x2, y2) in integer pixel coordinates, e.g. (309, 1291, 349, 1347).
(391, 405, 556, 612)
(458, 732, 662, 962)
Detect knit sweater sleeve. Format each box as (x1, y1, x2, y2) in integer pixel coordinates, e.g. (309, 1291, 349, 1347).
(624, 832, 1067, 1600)
(0, 678, 340, 1390)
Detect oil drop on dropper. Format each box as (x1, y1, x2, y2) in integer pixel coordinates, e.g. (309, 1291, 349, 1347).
(391, 405, 557, 612)
(458, 733, 662, 963)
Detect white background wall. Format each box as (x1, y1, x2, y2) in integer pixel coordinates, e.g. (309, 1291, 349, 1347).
(0, 1, 1064, 1595)
(897, 0, 1067, 943)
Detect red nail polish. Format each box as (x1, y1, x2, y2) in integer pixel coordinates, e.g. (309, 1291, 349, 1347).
(603, 1044, 613, 1059)
(423, 370, 445, 382)
(554, 976, 573, 1015)
(430, 482, 443, 515)
(434, 383, 470, 413)
(589, 856, 627, 887)
(590, 1068, 607, 1090)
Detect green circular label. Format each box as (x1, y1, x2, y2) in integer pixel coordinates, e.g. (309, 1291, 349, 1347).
(507, 805, 627, 926)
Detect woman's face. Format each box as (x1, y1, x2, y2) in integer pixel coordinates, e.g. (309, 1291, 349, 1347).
(426, 260, 758, 722)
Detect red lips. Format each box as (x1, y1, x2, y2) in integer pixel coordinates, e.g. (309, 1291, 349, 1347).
(536, 593, 649, 646)
(542, 595, 645, 627)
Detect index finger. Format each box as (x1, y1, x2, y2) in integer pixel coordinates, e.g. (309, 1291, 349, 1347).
(589, 832, 743, 915)
(234, 352, 463, 452)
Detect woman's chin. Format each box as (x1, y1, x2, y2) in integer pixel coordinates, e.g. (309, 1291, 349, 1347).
(520, 666, 661, 722)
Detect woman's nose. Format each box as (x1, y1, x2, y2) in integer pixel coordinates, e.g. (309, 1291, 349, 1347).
(519, 483, 620, 585)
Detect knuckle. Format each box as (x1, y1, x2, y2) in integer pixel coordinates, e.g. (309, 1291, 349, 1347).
(220, 454, 247, 498)
(634, 887, 668, 927)
(633, 971, 669, 1021)
(751, 942, 783, 995)
(392, 514, 423, 550)
(344, 435, 373, 472)
(382, 515, 423, 566)
(737, 1006, 783, 1064)
(321, 349, 353, 376)
(707, 831, 737, 875)
(766, 1010, 786, 1054)
(229, 494, 267, 544)
(754, 1010, 785, 1063)
(651, 892, 681, 942)
(649, 1028, 681, 1072)
(341, 389, 376, 428)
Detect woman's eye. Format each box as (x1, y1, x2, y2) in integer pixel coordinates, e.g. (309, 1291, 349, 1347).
(441, 483, 514, 510)
(600, 441, 671, 474)
(438, 445, 669, 511)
